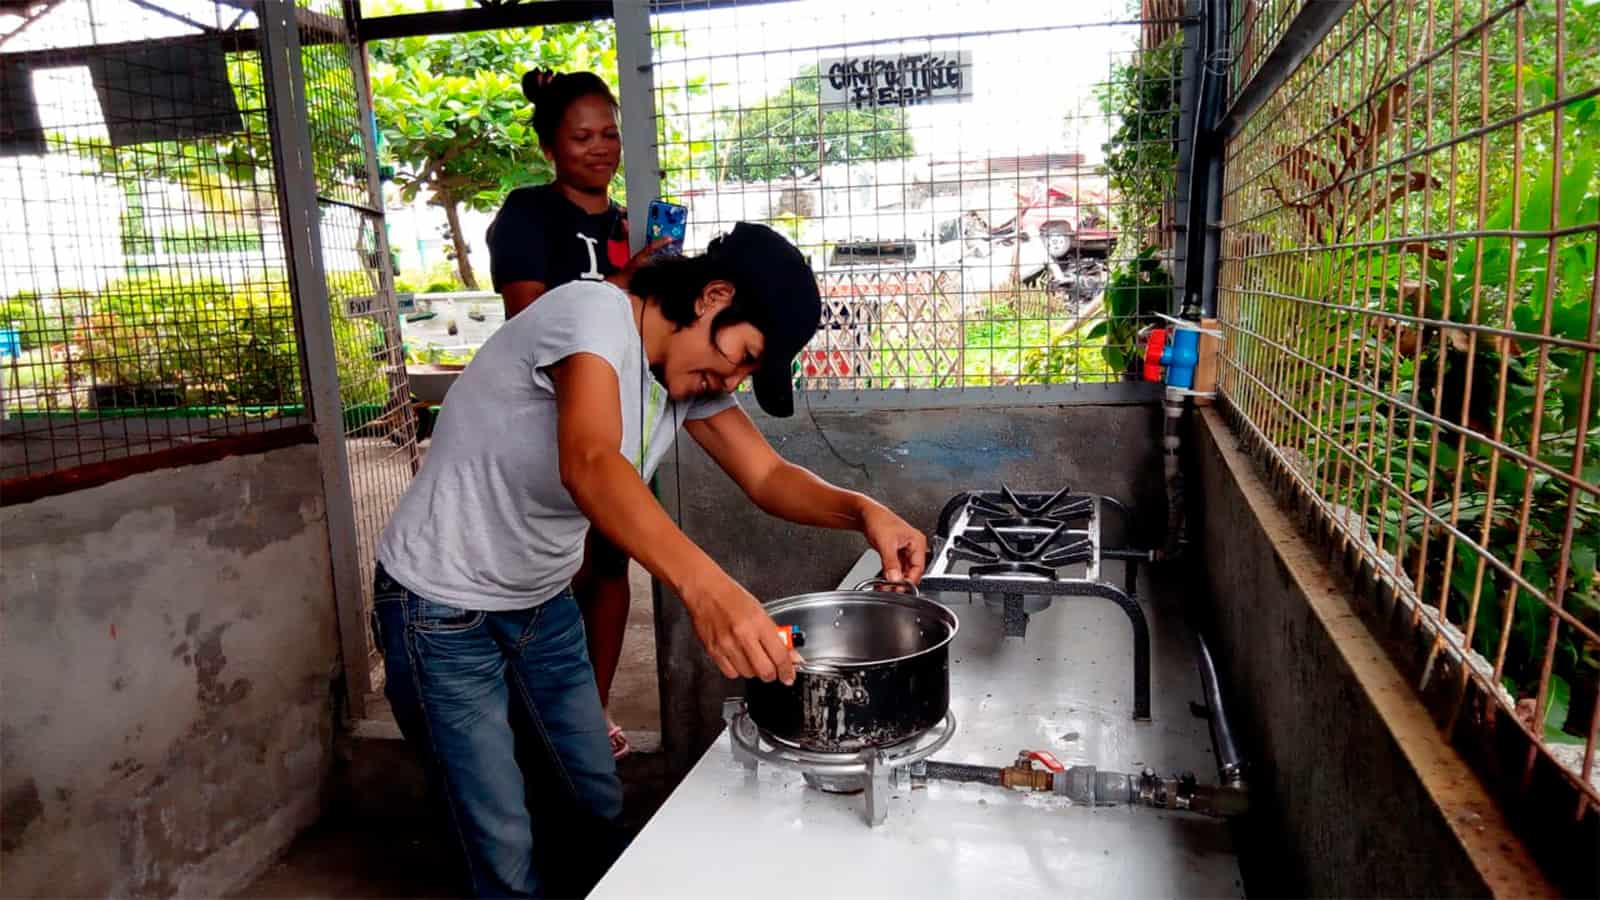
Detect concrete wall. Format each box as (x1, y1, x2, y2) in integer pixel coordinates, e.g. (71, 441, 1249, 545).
(1190, 408, 1549, 897)
(652, 400, 1164, 775)
(1, 444, 339, 897)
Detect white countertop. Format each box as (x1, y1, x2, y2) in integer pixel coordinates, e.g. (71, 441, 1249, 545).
(594, 553, 1243, 899)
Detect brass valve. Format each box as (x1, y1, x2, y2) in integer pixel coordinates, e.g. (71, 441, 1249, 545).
(999, 763, 1055, 791)
(1000, 749, 1065, 791)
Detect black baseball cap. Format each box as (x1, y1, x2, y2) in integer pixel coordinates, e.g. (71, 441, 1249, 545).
(704, 223, 820, 418)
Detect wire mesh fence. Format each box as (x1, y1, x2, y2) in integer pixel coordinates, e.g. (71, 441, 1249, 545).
(2, 0, 411, 699)
(648, 0, 1188, 392)
(294, 0, 417, 692)
(1227, 0, 1304, 102)
(1217, 0, 1600, 807)
(1, 2, 303, 480)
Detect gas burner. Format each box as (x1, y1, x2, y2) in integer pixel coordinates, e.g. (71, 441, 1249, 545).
(965, 485, 1090, 523)
(922, 485, 1153, 721)
(948, 523, 1095, 570)
(985, 515, 1082, 530)
(724, 700, 957, 826)
(969, 561, 1059, 579)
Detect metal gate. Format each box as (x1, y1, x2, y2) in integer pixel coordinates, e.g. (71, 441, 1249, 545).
(263, 0, 415, 718)
(640, 0, 1191, 396)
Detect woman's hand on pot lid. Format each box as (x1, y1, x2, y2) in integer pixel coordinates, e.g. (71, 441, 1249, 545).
(860, 503, 928, 585)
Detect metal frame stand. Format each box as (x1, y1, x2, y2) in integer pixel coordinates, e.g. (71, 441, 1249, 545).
(923, 489, 1153, 721)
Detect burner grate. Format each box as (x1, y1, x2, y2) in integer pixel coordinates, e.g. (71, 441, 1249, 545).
(965, 486, 1094, 525)
(922, 485, 1152, 721)
(969, 561, 1059, 579)
(947, 522, 1094, 569)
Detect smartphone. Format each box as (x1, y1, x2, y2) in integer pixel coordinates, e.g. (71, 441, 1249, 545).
(645, 199, 687, 258)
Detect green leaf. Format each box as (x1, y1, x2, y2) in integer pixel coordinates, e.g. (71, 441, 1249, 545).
(1559, 153, 1597, 228)
(1544, 675, 1584, 744)
(1522, 159, 1557, 231)
(1571, 545, 1597, 585)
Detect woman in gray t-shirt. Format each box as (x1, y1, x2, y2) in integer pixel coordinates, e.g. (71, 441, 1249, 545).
(374, 223, 928, 897)
(484, 68, 670, 761)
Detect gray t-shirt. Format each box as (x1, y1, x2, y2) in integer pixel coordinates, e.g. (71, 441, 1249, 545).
(377, 280, 736, 611)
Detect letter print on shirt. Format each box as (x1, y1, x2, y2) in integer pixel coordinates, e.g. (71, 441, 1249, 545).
(577, 232, 602, 281)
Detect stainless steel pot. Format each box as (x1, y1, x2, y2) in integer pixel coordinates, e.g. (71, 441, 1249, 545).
(744, 579, 959, 753)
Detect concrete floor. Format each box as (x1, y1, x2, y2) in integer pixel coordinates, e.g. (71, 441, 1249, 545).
(238, 750, 674, 899)
(606, 564, 662, 744)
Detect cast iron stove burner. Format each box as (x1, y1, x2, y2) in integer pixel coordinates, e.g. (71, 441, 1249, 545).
(965, 485, 1090, 523)
(922, 485, 1153, 721)
(948, 523, 1095, 570)
(985, 515, 1085, 530)
(723, 699, 957, 826)
(968, 561, 1059, 579)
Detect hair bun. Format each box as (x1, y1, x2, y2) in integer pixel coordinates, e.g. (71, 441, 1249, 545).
(522, 68, 557, 104)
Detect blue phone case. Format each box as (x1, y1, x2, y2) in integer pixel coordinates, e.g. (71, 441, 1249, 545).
(646, 200, 687, 257)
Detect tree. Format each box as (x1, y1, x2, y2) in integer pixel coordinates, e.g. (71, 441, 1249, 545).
(718, 64, 915, 183)
(368, 23, 620, 289)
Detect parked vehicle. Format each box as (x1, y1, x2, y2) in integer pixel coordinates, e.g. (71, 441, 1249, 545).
(1005, 185, 1115, 306)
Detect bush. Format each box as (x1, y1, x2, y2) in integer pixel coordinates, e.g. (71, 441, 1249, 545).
(1, 291, 77, 351)
(1094, 248, 1172, 374)
(394, 260, 467, 295)
(10, 272, 400, 414)
(77, 275, 304, 407)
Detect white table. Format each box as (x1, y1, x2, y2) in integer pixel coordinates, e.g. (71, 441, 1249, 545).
(594, 553, 1243, 898)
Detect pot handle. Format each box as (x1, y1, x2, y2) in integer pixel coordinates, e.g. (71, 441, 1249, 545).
(852, 577, 921, 597)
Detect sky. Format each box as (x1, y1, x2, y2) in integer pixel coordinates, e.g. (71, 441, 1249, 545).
(652, 0, 1146, 161)
(1, 0, 1150, 274)
(4, 0, 1146, 159)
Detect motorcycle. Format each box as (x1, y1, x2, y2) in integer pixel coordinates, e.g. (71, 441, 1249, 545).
(1023, 222, 1109, 309)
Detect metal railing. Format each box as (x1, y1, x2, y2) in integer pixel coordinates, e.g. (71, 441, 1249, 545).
(1217, 0, 1599, 821)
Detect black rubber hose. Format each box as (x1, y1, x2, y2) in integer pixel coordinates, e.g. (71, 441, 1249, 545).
(922, 761, 1005, 786)
(1196, 633, 1245, 786)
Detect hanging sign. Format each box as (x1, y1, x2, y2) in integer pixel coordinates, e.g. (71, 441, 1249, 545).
(818, 49, 973, 110)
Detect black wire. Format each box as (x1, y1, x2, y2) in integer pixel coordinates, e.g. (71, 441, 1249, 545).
(803, 387, 870, 482)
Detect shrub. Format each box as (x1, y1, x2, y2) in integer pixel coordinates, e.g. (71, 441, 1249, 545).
(76, 276, 304, 407)
(1, 291, 77, 351)
(394, 260, 467, 295)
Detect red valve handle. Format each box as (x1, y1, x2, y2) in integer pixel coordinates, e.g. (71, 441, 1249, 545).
(1143, 327, 1168, 383)
(1022, 750, 1065, 772)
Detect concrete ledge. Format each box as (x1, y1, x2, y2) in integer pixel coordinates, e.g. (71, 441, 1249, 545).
(1193, 407, 1551, 897)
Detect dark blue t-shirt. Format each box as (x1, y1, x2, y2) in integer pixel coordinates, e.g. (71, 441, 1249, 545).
(486, 184, 631, 293)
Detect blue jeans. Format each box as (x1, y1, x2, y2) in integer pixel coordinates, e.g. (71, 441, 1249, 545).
(372, 565, 623, 898)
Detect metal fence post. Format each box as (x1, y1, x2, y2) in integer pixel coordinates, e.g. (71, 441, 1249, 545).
(615, 0, 660, 254)
(347, 27, 420, 477)
(1171, 0, 1202, 315)
(261, 0, 369, 721)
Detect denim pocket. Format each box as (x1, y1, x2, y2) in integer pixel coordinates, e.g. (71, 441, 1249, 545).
(514, 589, 585, 654)
(408, 597, 485, 633)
